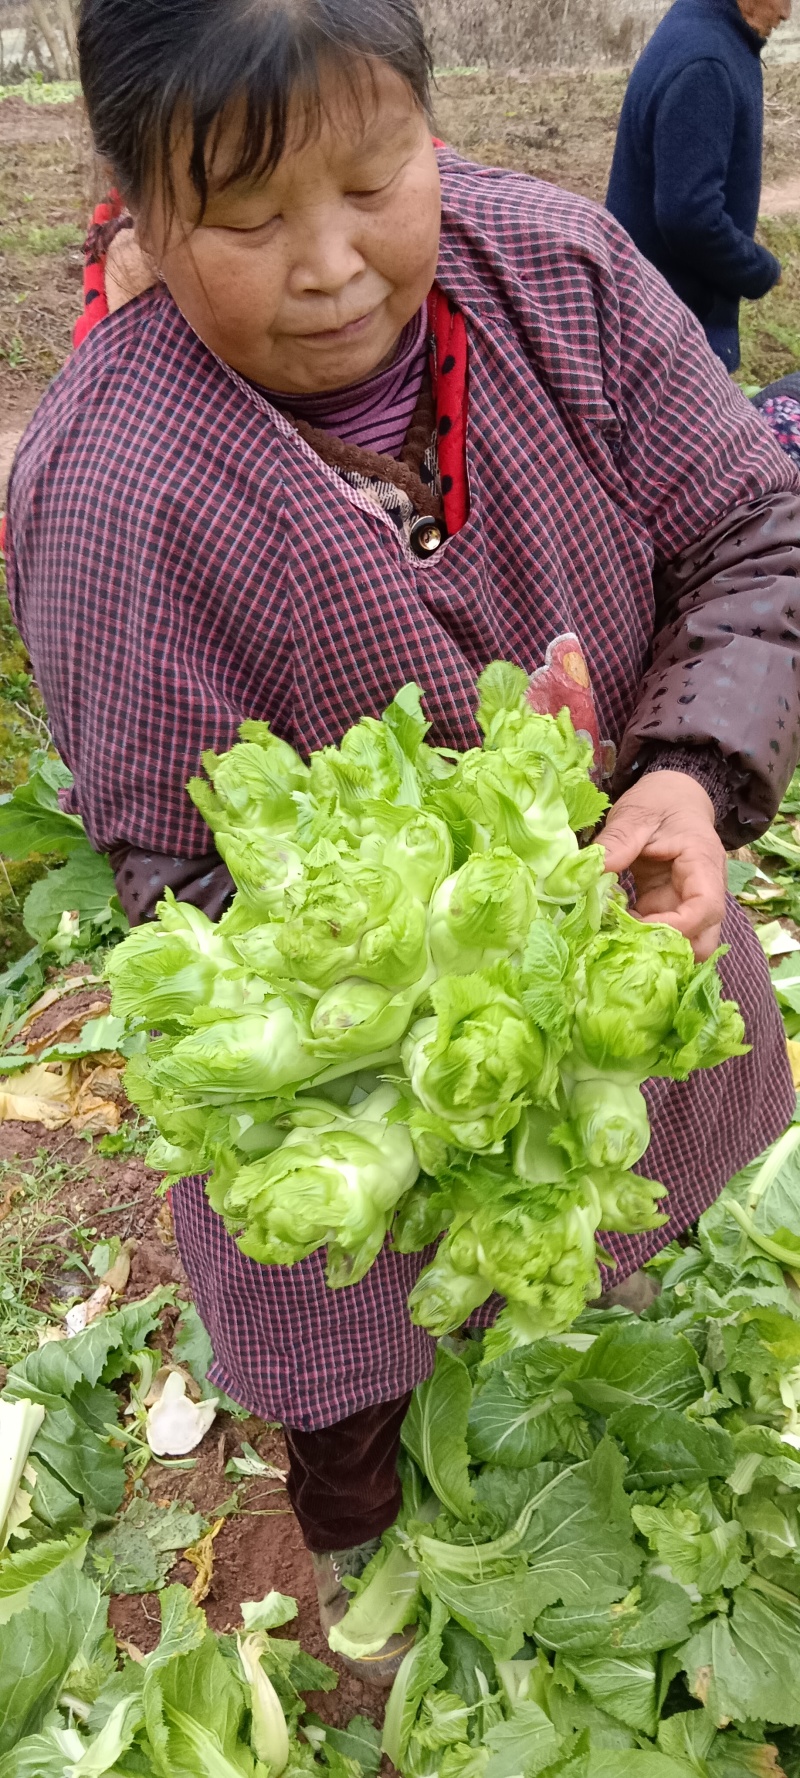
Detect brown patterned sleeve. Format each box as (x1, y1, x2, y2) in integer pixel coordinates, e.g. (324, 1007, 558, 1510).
(108, 844, 234, 927)
(614, 489, 800, 847)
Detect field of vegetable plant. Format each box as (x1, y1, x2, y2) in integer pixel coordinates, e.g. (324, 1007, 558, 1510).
(5, 71, 800, 1778)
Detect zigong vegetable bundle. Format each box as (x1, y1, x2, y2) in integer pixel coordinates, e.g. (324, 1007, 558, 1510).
(108, 663, 746, 1350)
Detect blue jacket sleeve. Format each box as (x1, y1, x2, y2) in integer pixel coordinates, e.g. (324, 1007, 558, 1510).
(653, 60, 780, 302)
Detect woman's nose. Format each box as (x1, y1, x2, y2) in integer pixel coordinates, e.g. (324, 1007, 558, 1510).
(290, 211, 366, 296)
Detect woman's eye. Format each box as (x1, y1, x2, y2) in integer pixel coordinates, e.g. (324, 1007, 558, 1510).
(210, 212, 281, 236)
(347, 176, 396, 200)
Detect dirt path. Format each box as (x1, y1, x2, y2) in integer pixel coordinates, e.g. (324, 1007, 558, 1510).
(0, 96, 84, 146)
(0, 387, 42, 502)
(0, 411, 36, 505)
(0, 430, 22, 505)
(762, 174, 800, 214)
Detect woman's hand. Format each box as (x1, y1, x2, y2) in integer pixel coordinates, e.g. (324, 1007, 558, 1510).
(598, 770, 727, 962)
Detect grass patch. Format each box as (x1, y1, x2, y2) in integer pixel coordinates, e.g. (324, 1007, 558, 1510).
(0, 559, 53, 964)
(0, 221, 82, 255)
(0, 1145, 91, 1367)
(0, 80, 81, 105)
(0, 569, 49, 792)
(740, 215, 800, 387)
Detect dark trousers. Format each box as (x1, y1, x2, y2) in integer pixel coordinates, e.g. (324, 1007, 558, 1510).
(284, 1392, 412, 1553)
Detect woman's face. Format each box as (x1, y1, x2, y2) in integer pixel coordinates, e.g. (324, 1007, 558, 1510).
(138, 61, 441, 395)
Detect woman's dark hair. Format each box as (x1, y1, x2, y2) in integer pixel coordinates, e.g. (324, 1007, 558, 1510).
(78, 0, 432, 213)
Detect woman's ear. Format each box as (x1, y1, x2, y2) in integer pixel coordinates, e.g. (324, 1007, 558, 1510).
(106, 227, 159, 313)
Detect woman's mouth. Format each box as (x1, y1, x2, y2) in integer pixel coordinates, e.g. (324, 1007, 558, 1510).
(298, 311, 377, 345)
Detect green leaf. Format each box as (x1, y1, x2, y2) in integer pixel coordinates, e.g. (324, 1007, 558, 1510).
(381, 1597, 448, 1767)
(681, 1581, 800, 1727)
(86, 1661, 145, 1734)
(145, 1584, 208, 1673)
(0, 753, 84, 861)
(520, 922, 573, 1045)
(172, 1302, 248, 1418)
(402, 1345, 479, 1523)
(29, 1402, 125, 1517)
(720, 1121, 800, 1261)
(0, 1529, 89, 1624)
(276, 1643, 338, 1697)
(24, 1012, 129, 1068)
(571, 1325, 705, 1416)
(328, 1538, 421, 1662)
(323, 1715, 382, 1774)
(4, 1286, 173, 1400)
(631, 1496, 749, 1596)
(657, 1712, 782, 1778)
(172, 1302, 216, 1387)
(28, 1460, 84, 1531)
(382, 681, 431, 763)
(0, 1723, 89, 1778)
(656, 1710, 716, 1767)
(468, 1342, 590, 1470)
(728, 859, 759, 896)
(0, 1564, 108, 1754)
(557, 1649, 659, 1736)
(535, 1574, 694, 1657)
(417, 1554, 535, 1661)
(71, 1693, 145, 1775)
(143, 1628, 254, 1776)
(768, 956, 800, 1018)
(483, 1699, 560, 1776)
(607, 1404, 734, 1489)
(23, 846, 127, 945)
(563, 776, 609, 833)
(519, 1440, 642, 1618)
(476, 661, 530, 735)
(240, 1591, 298, 1631)
(582, 1755, 704, 1778)
(547, 1682, 637, 1754)
(707, 1734, 786, 1777)
(87, 1497, 204, 1594)
(157, 1701, 257, 1777)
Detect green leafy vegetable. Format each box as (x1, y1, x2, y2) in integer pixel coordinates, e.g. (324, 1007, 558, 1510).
(107, 665, 746, 1353)
(223, 1086, 419, 1282)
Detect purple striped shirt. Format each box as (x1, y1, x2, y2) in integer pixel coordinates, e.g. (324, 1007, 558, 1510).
(267, 305, 427, 455)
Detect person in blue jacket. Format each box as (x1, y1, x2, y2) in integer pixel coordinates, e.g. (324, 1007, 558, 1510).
(606, 0, 791, 372)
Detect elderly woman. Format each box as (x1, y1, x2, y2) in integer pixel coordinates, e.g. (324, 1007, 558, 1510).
(5, 0, 798, 1682)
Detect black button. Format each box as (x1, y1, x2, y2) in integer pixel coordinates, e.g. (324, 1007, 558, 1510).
(410, 515, 444, 558)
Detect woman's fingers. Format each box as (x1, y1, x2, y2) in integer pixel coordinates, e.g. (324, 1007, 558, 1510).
(635, 836, 726, 958)
(598, 773, 727, 961)
(598, 807, 658, 875)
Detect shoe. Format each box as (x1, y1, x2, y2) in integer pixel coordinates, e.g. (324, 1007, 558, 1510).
(311, 1538, 416, 1687)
